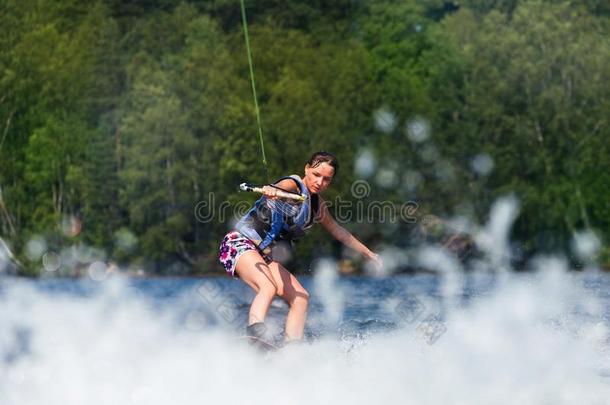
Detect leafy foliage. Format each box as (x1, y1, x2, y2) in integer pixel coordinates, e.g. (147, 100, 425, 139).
(0, 0, 608, 275)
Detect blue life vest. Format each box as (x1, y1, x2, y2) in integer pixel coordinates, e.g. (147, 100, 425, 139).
(236, 175, 319, 254)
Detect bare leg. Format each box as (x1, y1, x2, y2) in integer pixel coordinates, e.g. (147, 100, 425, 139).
(234, 250, 278, 325)
(266, 262, 310, 341)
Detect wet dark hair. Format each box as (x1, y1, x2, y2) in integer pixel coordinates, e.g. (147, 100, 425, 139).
(307, 151, 339, 176)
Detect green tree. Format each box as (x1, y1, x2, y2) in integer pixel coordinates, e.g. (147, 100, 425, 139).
(424, 1, 610, 253)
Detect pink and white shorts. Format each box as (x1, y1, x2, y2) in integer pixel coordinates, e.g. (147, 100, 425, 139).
(218, 231, 270, 278)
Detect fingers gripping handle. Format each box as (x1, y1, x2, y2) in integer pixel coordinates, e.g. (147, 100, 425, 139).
(239, 183, 305, 201)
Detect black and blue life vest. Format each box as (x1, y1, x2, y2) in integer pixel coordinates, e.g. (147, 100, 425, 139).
(236, 175, 319, 254)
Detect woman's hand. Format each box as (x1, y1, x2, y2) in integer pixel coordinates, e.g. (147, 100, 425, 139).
(366, 252, 383, 271)
(261, 185, 279, 199)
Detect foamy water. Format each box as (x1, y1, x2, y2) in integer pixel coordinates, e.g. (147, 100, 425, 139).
(1, 266, 609, 405)
(2, 195, 609, 404)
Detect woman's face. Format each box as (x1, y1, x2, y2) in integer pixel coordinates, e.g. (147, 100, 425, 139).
(303, 162, 334, 194)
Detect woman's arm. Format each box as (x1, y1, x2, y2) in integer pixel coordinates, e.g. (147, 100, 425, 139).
(317, 197, 382, 267)
(261, 178, 300, 198)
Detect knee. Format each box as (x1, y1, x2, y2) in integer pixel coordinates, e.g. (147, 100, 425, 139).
(291, 289, 310, 310)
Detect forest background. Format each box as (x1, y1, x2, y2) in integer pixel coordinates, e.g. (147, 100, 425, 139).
(1, 0, 608, 276)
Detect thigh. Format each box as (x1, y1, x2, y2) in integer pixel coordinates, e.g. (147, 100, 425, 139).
(267, 262, 309, 304)
(234, 250, 278, 292)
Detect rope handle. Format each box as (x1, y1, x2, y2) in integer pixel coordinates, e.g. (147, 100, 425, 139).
(239, 183, 305, 201)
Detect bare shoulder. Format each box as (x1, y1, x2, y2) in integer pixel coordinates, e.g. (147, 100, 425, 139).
(272, 176, 300, 193)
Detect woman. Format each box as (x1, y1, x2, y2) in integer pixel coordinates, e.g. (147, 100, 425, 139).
(218, 151, 381, 344)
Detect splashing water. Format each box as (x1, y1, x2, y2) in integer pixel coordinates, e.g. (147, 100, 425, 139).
(374, 107, 397, 134)
(475, 195, 520, 272)
(406, 117, 430, 144)
(471, 153, 495, 176)
(2, 196, 610, 405)
(354, 148, 376, 178)
(1, 269, 609, 405)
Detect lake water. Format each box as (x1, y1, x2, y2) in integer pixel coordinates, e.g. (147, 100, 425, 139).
(1, 264, 610, 405)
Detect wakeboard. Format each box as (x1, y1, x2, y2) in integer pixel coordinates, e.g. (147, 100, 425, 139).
(237, 335, 281, 352)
